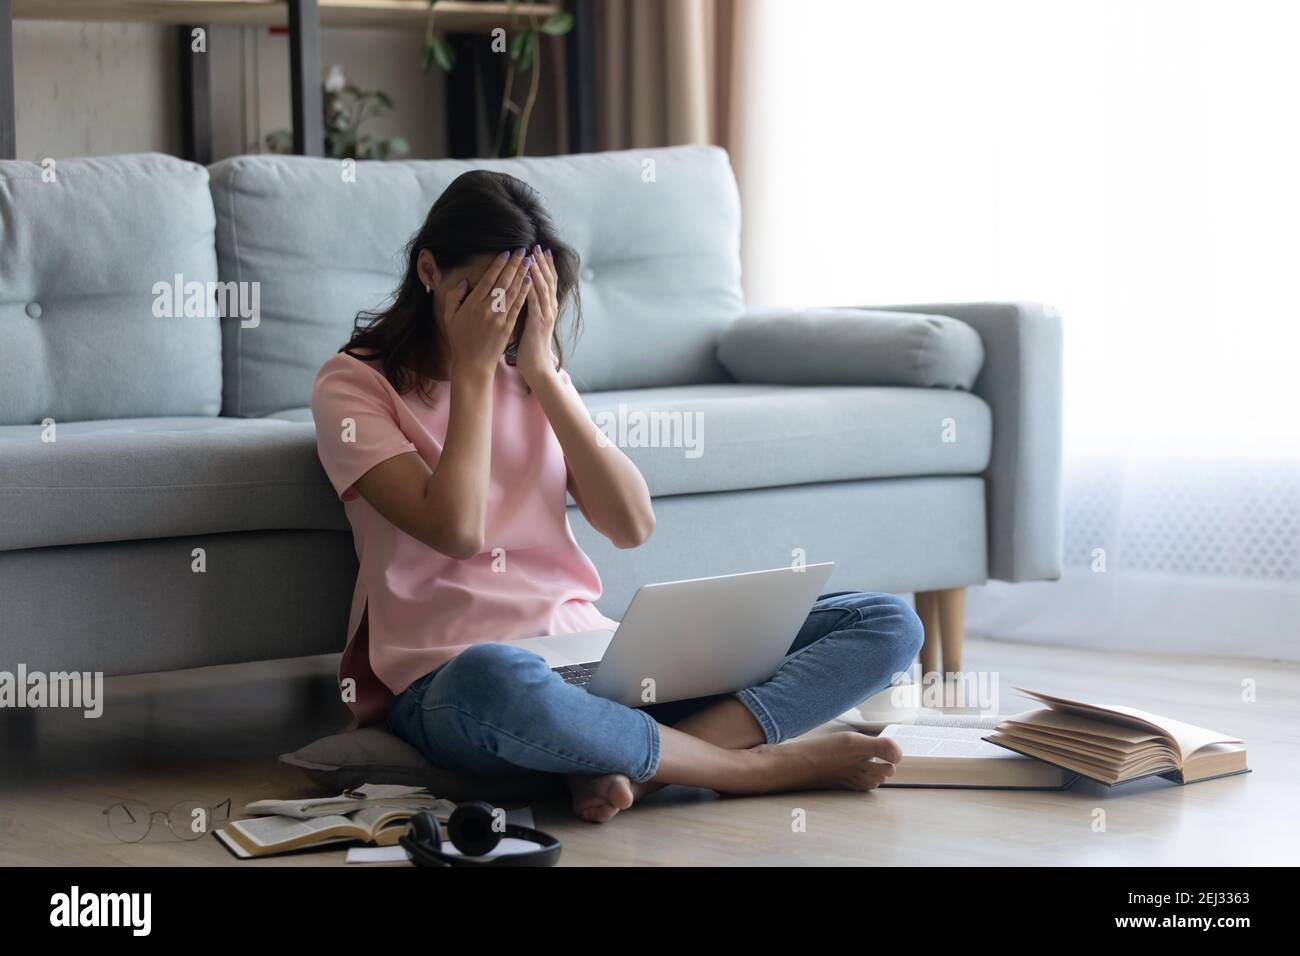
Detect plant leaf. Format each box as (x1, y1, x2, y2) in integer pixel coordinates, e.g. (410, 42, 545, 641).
(541, 11, 573, 35)
(516, 30, 536, 71)
(422, 34, 456, 72)
(433, 34, 457, 71)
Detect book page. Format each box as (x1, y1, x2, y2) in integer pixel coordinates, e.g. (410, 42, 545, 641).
(1004, 708, 1163, 746)
(230, 813, 359, 848)
(882, 724, 1018, 759)
(1014, 689, 1241, 762)
(349, 805, 415, 838)
(911, 713, 1008, 730)
(244, 786, 450, 820)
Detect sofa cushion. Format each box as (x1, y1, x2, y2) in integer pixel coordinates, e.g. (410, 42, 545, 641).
(0, 417, 344, 552)
(263, 383, 993, 501)
(0, 380, 989, 553)
(280, 727, 564, 803)
(0, 154, 223, 426)
(717, 308, 985, 389)
(209, 145, 744, 417)
(580, 383, 992, 498)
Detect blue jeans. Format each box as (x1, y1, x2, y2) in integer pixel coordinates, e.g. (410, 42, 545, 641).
(387, 591, 923, 783)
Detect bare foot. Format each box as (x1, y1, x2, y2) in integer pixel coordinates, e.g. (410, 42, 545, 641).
(741, 732, 902, 794)
(566, 773, 635, 823)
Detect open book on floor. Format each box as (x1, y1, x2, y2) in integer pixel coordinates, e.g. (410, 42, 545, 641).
(242, 784, 451, 819)
(984, 689, 1249, 787)
(213, 784, 457, 859)
(880, 723, 1077, 790)
(215, 805, 428, 859)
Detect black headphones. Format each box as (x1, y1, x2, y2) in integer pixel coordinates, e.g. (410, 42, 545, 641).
(399, 801, 561, 867)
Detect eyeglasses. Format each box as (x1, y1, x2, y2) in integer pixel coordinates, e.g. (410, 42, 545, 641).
(103, 798, 232, 843)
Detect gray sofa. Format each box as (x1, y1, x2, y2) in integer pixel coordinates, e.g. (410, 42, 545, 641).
(0, 146, 1061, 678)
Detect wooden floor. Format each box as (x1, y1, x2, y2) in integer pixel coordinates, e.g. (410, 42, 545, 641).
(1, 637, 1295, 866)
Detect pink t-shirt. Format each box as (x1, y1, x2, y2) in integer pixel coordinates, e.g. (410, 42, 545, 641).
(310, 351, 618, 726)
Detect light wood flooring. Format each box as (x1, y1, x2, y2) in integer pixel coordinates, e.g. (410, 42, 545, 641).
(1, 638, 1294, 866)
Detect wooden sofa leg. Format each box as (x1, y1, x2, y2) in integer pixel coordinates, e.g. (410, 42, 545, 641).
(914, 590, 940, 678)
(936, 586, 966, 674)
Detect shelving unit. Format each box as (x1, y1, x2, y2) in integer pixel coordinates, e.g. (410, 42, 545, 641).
(12, 1, 560, 30)
(0, 0, 589, 161)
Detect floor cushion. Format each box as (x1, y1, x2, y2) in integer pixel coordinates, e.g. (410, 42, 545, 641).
(280, 727, 567, 804)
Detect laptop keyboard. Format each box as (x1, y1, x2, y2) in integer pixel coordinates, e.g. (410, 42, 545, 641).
(552, 662, 600, 687)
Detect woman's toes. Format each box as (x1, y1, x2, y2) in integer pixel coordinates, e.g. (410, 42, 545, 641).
(862, 759, 896, 790)
(861, 734, 903, 765)
(576, 802, 620, 824)
(567, 773, 634, 823)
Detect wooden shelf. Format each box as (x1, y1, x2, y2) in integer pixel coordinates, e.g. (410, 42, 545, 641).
(13, 1, 560, 31)
(1, 0, 593, 162)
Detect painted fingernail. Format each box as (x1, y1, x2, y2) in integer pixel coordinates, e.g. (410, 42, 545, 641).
(546, 248, 553, 258)
(535, 243, 543, 254)
(523, 274, 533, 283)
(516, 247, 527, 257)
(499, 250, 510, 261)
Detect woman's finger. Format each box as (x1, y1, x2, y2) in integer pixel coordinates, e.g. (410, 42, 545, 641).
(500, 257, 532, 323)
(472, 249, 514, 304)
(528, 246, 552, 304)
(524, 277, 546, 327)
(442, 278, 468, 321)
(489, 247, 529, 309)
(527, 279, 554, 335)
(506, 270, 533, 324)
(543, 247, 559, 288)
(533, 243, 554, 288)
(484, 249, 527, 318)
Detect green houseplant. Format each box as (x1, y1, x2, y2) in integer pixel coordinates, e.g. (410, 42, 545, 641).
(422, 0, 573, 156)
(264, 65, 411, 161)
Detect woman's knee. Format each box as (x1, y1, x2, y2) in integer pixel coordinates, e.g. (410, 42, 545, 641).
(433, 642, 551, 714)
(853, 592, 925, 669)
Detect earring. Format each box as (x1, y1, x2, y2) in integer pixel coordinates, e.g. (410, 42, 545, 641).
(424, 284, 431, 294)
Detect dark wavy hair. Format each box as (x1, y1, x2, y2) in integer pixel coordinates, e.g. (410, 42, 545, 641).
(342, 169, 581, 398)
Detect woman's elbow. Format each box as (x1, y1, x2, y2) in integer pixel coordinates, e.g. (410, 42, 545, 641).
(611, 510, 655, 550)
(440, 537, 484, 560)
(426, 525, 484, 560)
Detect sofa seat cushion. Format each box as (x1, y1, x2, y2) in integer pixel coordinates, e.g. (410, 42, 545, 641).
(274, 384, 992, 500)
(580, 383, 992, 498)
(0, 417, 345, 552)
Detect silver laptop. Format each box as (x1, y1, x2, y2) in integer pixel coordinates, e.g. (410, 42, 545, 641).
(510, 563, 834, 708)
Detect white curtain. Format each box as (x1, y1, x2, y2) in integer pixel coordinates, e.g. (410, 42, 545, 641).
(738, 0, 1300, 660)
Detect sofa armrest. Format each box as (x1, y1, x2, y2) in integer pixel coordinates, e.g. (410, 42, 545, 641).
(859, 301, 1063, 583)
